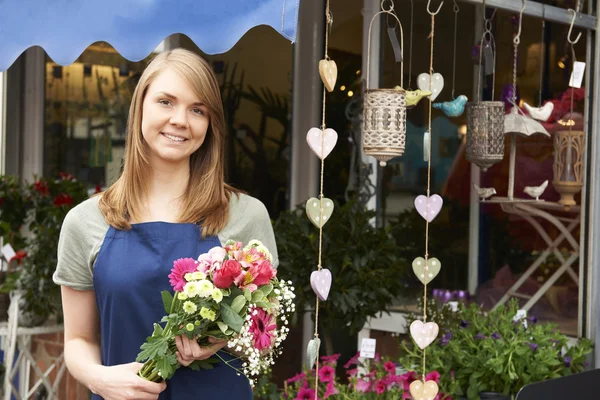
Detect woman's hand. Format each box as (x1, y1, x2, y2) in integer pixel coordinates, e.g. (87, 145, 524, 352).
(90, 362, 166, 400)
(175, 336, 228, 366)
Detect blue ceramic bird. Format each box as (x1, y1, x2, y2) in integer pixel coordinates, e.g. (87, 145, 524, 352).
(433, 95, 468, 117)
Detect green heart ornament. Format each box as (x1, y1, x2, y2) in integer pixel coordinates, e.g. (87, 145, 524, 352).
(412, 257, 441, 285)
(306, 197, 334, 228)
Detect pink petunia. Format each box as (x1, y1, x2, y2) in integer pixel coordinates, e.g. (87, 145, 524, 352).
(346, 368, 358, 377)
(426, 371, 441, 383)
(249, 308, 277, 351)
(295, 388, 317, 400)
(168, 258, 199, 291)
(324, 382, 338, 398)
(375, 379, 387, 395)
(384, 361, 396, 375)
(355, 378, 371, 393)
(343, 352, 361, 369)
(318, 365, 335, 383)
(320, 354, 341, 365)
(286, 372, 306, 384)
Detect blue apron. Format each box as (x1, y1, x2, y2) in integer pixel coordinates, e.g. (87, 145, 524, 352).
(93, 222, 253, 399)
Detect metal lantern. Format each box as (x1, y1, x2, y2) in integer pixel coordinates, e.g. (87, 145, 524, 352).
(362, 6, 406, 167)
(465, 101, 506, 171)
(552, 130, 585, 209)
(363, 88, 407, 166)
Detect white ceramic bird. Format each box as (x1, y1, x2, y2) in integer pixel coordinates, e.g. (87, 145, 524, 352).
(522, 102, 554, 122)
(523, 180, 548, 201)
(473, 183, 496, 201)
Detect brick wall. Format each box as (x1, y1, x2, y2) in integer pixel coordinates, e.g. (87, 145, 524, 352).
(30, 333, 90, 400)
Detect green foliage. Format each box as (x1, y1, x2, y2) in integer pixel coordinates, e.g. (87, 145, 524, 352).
(273, 199, 409, 336)
(399, 299, 593, 399)
(0, 176, 31, 251)
(252, 369, 281, 400)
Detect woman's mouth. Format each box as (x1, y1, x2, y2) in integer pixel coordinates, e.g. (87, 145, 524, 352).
(161, 132, 187, 142)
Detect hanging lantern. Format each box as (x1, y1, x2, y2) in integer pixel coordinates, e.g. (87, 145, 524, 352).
(362, 6, 406, 167)
(465, 101, 505, 171)
(363, 89, 407, 166)
(552, 130, 585, 209)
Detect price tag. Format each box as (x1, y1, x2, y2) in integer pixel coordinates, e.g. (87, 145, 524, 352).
(1, 243, 16, 263)
(359, 338, 376, 359)
(569, 61, 586, 88)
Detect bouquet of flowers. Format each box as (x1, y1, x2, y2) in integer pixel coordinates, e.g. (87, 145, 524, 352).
(136, 239, 295, 385)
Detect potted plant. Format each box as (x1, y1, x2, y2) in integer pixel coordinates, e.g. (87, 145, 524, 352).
(398, 298, 593, 400)
(0, 173, 88, 326)
(273, 199, 409, 355)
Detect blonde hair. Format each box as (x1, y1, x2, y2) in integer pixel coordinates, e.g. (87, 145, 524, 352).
(99, 48, 239, 236)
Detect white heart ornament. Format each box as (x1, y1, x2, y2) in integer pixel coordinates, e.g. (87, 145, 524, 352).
(410, 320, 439, 349)
(414, 194, 443, 222)
(310, 268, 332, 301)
(319, 59, 338, 92)
(306, 128, 338, 159)
(417, 73, 444, 101)
(409, 380, 439, 400)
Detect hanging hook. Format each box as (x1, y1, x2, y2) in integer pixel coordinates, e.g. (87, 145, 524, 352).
(567, 9, 582, 44)
(453, 0, 459, 13)
(514, 0, 526, 44)
(427, 0, 443, 15)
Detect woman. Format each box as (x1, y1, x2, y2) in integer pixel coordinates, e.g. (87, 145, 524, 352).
(53, 49, 278, 399)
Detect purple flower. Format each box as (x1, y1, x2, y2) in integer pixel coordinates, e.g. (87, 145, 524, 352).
(475, 333, 486, 340)
(441, 331, 453, 346)
(528, 316, 538, 324)
(460, 320, 469, 328)
(528, 342, 538, 351)
(491, 332, 501, 340)
(563, 356, 572, 367)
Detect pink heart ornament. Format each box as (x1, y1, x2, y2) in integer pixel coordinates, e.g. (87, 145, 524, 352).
(409, 320, 439, 349)
(414, 194, 443, 222)
(310, 268, 332, 301)
(306, 128, 338, 159)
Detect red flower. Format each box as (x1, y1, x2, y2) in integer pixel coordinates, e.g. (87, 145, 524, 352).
(34, 180, 49, 196)
(249, 308, 276, 351)
(59, 172, 75, 181)
(95, 184, 103, 194)
(10, 250, 27, 265)
(168, 258, 199, 291)
(213, 259, 242, 289)
(375, 379, 387, 395)
(53, 193, 73, 207)
(384, 361, 396, 375)
(251, 260, 276, 286)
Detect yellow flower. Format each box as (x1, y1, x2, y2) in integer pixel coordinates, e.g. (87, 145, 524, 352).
(184, 273, 194, 282)
(178, 292, 188, 300)
(192, 271, 206, 280)
(211, 288, 224, 303)
(197, 280, 214, 298)
(200, 307, 216, 321)
(183, 282, 201, 298)
(186, 323, 195, 331)
(183, 301, 197, 314)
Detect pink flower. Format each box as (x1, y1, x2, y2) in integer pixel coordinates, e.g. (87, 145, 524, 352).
(324, 382, 338, 398)
(252, 260, 276, 286)
(249, 308, 277, 351)
(346, 368, 358, 377)
(343, 352, 360, 369)
(286, 372, 306, 384)
(168, 258, 199, 291)
(234, 270, 258, 292)
(384, 361, 396, 375)
(426, 371, 441, 383)
(318, 365, 335, 383)
(320, 354, 340, 365)
(208, 246, 227, 263)
(212, 259, 242, 289)
(355, 378, 371, 393)
(295, 388, 317, 400)
(375, 379, 386, 395)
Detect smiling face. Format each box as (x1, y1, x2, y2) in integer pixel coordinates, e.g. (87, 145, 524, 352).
(141, 67, 210, 167)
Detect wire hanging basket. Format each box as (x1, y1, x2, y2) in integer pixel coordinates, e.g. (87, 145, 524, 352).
(362, 5, 406, 167)
(466, 23, 505, 171)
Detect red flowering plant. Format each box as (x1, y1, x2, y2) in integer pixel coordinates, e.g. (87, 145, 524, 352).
(0, 173, 88, 325)
(137, 240, 296, 386)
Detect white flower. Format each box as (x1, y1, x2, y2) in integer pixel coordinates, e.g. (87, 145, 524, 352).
(211, 288, 224, 303)
(197, 280, 214, 298)
(208, 246, 227, 263)
(183, 282, 201, 298)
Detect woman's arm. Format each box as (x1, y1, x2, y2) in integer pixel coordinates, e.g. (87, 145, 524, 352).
(62, 286, 166, 400)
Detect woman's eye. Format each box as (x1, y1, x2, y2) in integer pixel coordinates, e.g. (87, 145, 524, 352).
(159, 99, 172, 106)
(192, 108, 205, 116)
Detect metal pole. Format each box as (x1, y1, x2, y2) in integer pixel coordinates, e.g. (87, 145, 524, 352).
(459, 0, 596, 30)
(0, 72, 6, 175)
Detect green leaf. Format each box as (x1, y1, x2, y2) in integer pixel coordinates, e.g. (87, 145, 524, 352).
(136, 335, 169, 362)
(155, 353, 178, 380)
(231, 295, 247, 313)
(188, 358, 220, 371)
(306, 338, 320, 369)
(258, 283, 273, 296)
(161, 291, 173, 314)
(251, 290, 265, 303)
(220, 303, 244, 332)
(244, 288, 252, 301)
(255, 300, 275, 309)
(217, 321, 229, 334)
(152, 323, 164, 337)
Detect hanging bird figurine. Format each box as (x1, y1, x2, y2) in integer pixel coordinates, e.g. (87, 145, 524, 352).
(522, 102, 554, 122)
(523, 180, 548, 201)
(433, 95, 468, 117)
(395, 86, 432, 108)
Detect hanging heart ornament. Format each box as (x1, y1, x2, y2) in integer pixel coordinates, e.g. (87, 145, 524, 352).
(319, 59, 338, 92)
(409, 380, 439, 400)
(306, 197, 334, 228)
(417, 73, 444, 101)
(306, 127, 338, 159)
(310, 268, 332, 301)
(414, 194, 443, 222)
(410, 320, 440, 349)
(412, 257, 441, 285)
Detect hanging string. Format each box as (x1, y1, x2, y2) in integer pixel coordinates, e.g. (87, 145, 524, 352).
(313, 1, 331, 396)
(451, 0, 459, 99)
(408, 0, 414, 89)
(538, 5, 545, 106)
